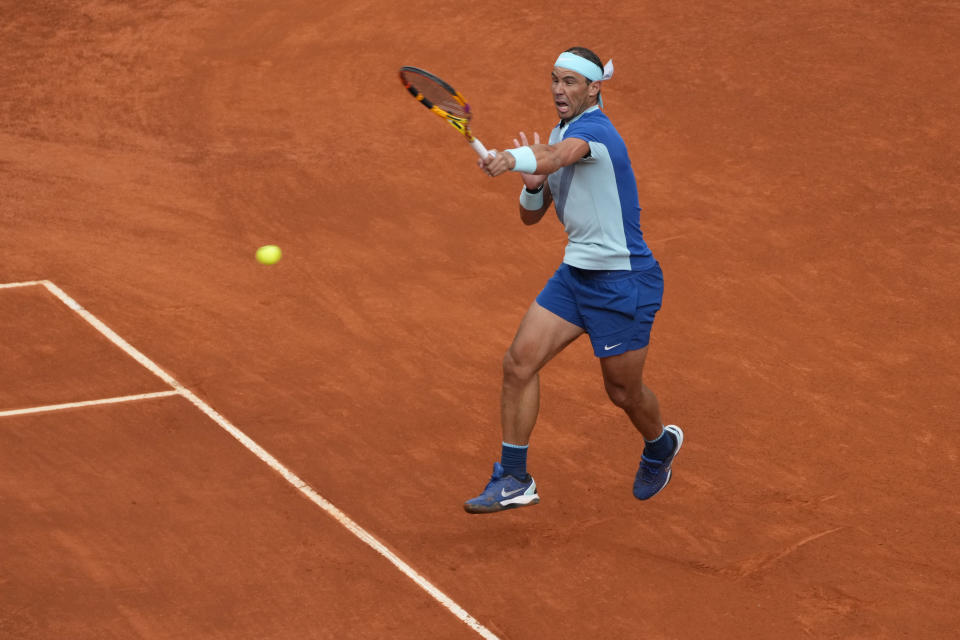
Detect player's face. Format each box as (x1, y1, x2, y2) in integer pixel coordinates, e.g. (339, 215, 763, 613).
(552, 67, 600, 120)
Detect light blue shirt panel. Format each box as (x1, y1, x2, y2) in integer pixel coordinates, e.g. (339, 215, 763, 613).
(546, 107, 654, 271)
(547, 141, 632, 270)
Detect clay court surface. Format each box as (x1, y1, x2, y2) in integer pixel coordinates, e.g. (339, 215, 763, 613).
(2, 1, 958, 638)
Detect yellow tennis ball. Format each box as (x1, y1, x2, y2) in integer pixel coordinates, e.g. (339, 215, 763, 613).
(255, 245, 282, 265)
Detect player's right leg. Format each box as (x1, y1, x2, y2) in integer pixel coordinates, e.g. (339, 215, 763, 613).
(500, 300, 584, 445)
(464, 274, 584, 514)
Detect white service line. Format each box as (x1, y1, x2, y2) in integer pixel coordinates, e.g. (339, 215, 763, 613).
(0, 390, 180, 418)
(0, 280, 500, 640)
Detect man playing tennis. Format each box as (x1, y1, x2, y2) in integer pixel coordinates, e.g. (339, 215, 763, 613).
(464, 47, 683, 513)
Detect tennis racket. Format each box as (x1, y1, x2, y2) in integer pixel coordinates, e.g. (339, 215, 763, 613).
(399, 66, 491, 158)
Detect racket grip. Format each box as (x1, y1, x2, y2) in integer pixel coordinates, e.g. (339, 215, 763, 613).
(470, 137, 493, 158)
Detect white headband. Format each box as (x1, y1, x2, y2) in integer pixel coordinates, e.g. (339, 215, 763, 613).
(554, 52, 614, 83)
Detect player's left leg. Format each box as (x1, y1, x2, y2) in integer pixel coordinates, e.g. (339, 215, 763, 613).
(599, 346, 660, 439)
(600, 349, 683, 500)
(583, 261, 681, 500)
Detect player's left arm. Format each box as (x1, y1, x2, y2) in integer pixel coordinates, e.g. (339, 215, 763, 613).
(525, 137, 590, 174)
(481, 137, 590, 177)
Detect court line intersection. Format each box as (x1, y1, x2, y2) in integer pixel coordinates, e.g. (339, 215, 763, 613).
(0, 279, 498, 640)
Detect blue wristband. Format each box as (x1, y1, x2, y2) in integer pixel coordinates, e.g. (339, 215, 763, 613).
(519, 185, 544, 210)
(505, 146, 537, 174)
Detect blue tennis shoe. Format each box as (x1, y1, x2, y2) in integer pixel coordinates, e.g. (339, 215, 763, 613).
(633, 424, 684, 500)
(464, 462, 540, 514)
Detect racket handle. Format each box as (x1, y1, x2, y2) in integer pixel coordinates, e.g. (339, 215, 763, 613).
(470, 137, 494, 158)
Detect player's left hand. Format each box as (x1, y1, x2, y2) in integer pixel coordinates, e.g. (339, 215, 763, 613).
(478, 149, 515, 177)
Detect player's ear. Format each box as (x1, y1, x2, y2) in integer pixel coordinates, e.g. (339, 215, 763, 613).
(588, 80, 601, 98)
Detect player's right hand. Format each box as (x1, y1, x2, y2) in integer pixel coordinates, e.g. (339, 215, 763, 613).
(514, 131, 546, 191)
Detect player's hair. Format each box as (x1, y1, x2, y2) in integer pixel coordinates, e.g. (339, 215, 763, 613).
(564, 46, 603, 105)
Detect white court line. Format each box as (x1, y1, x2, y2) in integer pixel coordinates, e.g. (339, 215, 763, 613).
(0, 280, 499, 640)
(0, 390, 180, 418)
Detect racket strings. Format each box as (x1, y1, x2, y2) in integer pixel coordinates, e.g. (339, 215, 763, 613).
(401, 70, 469, 120)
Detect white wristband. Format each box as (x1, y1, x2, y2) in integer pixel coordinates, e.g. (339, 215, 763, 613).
(505, 146, 537, 174)
(519, 186, 544, 211)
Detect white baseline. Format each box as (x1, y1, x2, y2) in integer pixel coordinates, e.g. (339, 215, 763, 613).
(0, 280, 499, 640)
(0, 391, 179, 418)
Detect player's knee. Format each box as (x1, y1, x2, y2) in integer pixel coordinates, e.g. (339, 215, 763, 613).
(604, 379, 640, 411)
(502, 347, 535, 386)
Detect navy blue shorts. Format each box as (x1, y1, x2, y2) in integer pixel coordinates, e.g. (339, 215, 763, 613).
(535, 262, 664, 358)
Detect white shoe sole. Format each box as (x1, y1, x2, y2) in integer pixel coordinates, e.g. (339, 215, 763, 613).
(662, 424, 683, 490)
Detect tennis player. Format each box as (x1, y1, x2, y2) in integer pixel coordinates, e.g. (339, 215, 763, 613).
(464, 47, 683, 513)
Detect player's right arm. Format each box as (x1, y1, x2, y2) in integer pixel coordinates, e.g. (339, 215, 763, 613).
(518, 182, 553, 225)
(512, 131, 551, 224)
